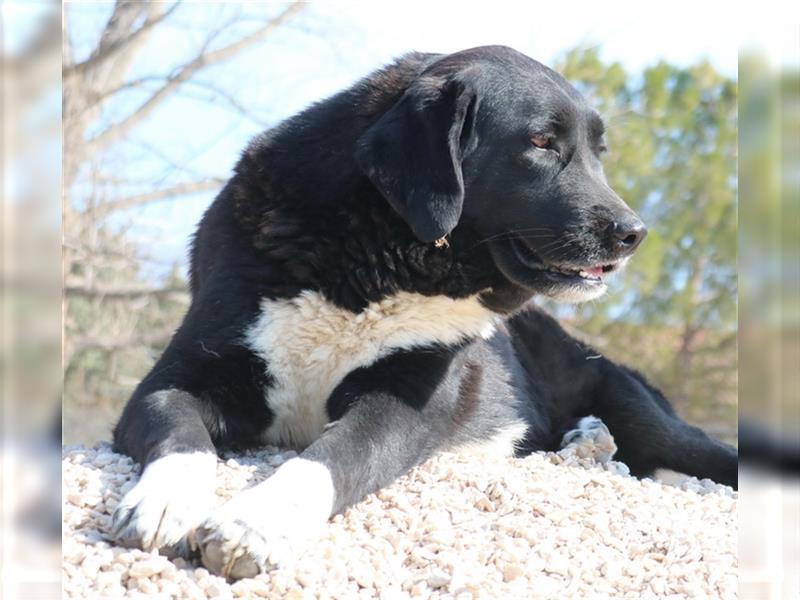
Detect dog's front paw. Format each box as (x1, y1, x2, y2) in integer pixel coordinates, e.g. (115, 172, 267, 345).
(110, 452, 217, 557)
(195, 458, 334, 580)
(560, 416, 617, 463)
(195, 510, 293, 580)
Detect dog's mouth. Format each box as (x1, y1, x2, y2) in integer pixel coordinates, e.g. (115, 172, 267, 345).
(508, 237, 622, 284)
(487, 235, 627, 303)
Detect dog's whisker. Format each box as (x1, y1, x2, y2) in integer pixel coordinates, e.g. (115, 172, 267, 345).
(537, 238, 572, 252)
(475, 228, 555, 244)
(474, 234, 556, 246)
(470, 230, 557, 250)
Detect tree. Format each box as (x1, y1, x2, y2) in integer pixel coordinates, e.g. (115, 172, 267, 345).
(63, 1, 305, 441)
(555, 48, 737, 427)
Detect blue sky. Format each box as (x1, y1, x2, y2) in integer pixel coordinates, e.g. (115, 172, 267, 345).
(63, 0, 743, 279)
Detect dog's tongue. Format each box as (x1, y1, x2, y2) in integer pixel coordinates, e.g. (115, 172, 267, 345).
(582, 265, 604, 277)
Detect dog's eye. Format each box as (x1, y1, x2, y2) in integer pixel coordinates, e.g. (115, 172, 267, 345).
(598, 144, 608, 154)
(531, 135, 554, 150)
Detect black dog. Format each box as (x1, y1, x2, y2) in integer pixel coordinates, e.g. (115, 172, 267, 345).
(110, 45, 737, 579)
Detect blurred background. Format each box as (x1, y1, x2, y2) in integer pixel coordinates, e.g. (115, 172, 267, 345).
(2, 1, 798, 598)
(61, 1, 739, 445)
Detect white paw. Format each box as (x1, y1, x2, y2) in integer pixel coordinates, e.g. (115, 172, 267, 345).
(195, 458, 334, 580)
(110, 452, 217, 556)
(560, 416, 617, 463)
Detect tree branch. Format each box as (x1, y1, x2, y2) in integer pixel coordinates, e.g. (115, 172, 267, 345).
(694, 363, 738, 378)
(180, 79, 272, 126)
(68, 329, 176, 356)
(85, 3, 304, 153)
(65, 282, 188, 299)
(693, 331, 737, 355)
(84, 75, 168, 109)
(64, 1, 181, 76)
(92, 178, 225, 216)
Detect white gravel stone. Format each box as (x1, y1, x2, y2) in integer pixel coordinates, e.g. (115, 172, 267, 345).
(427, 569, 451, 588)
(63, 443, 736, 599)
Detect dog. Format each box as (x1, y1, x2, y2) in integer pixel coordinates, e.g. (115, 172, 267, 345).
(110, 45, 738, 579)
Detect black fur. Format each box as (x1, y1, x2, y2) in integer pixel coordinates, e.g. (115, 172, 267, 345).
(112, 45, 737, 568)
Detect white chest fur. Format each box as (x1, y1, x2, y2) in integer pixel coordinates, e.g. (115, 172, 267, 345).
(244, 290, 498, 448)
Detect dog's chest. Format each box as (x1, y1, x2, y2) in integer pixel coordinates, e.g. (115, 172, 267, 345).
(245, 290, 497, 448)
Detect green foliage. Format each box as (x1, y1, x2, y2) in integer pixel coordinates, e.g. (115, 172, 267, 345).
(553, 49, 737, 430)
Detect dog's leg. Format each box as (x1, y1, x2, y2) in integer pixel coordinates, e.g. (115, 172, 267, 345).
(110, 389, 219, 557)
(196, 345, 523, 579)
(195, 397, 441, 579)
(507, 308, 737, 486)
(589, 365, 738, 488)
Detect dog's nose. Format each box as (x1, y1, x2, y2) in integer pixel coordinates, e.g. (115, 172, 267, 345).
(610, 218, 647, 254)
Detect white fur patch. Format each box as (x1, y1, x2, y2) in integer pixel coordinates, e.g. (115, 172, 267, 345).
(456, 421, 529, 458)
(245, 290, 498, 448)
(110, 452, 217, 552)
(196, 458, 334, 579)
(548, 282, 608, 303)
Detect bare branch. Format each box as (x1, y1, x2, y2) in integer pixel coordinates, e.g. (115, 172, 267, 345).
(65, 282, 188, 300)
(86, 3, 305, 153)
(64, 1, 181, 76)
(180, 80, 271, 126)
(122, 138, 212, 180)
(63, 5, 74, 68)
(84, 75, 168, 108)
(693, 331, 737, 355)
(68, 329, 176, 356)
(694, 363, 738, 378)
(63, 239, 180, 269)
(92, 178, 225, 216)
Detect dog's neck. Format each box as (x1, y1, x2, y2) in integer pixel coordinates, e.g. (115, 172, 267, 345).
(232, 167, 501, 311)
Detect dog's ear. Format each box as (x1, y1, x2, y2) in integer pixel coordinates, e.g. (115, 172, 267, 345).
(355, 76, 478, 242)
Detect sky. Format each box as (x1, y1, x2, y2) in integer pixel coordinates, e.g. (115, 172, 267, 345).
(60, 0, 754, 279)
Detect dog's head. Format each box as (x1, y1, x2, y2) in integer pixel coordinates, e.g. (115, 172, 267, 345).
(356, 46, 646, 303)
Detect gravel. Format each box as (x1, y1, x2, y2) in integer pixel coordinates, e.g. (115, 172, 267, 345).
(63, 442, 736, 599)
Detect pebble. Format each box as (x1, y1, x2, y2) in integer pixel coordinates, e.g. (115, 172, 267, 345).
(353, 567, 375, 589)
(410, 581, 428, 596)
(503, 563, 524, 582)
(96, 570, 122, 589)
(94, 453, 115, 467)
(204, 579, 226, 597)
(427, 569, 451, 588)
(112, 462, 133, 474)
(136, 578, 159, 595)
(62, 443, 736, 599)
(128, 559, 165, 578)
(544, 555, 569, 577)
